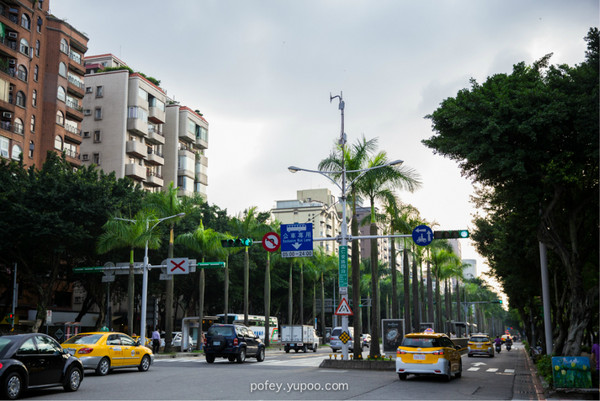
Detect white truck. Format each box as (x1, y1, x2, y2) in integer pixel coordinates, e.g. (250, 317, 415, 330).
(281, 325, 319, 353)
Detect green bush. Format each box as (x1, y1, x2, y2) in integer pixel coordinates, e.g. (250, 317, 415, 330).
(536, 355, 553, 387)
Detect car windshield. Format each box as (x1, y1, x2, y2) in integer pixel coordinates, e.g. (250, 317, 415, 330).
(0, 337, 15, 357)
(208, 326, 235, 336)
(402, 337, 442, 348)
(331, 328, 342, 337)
(470, 337, 490, 343)
(63, 333, 103, 345)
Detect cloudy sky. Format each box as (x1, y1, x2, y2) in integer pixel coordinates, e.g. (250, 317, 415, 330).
(52, 0, 597, 272)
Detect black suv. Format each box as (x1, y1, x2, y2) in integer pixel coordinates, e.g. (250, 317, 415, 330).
(204, 324, 265, 364)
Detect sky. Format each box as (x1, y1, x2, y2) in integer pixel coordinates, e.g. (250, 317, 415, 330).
(52, 0, 598, 283)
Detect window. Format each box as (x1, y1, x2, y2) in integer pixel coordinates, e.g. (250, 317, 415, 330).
(60, 38, 68, 54)
(92, 153, 100, 164)
(16, 65, 27, 81)
(28, 140, 33, 158)
(85, 87, 92, 94)
(54, 135, 63, 150)
(83, 109, 91, 116)
(58, 62, 67, 77)
(35, 40, 39, 57)
(32, 89, 37, 107)
(35, 335, 62, 354)
(83, 131, 90, 138)
(96, 86, 103, 97)
(82, 154, 88, 161)
(36, 17, 42, 33)
(17, 339, 36, 355)
(21, 14, 30, 30)
(57, 86, 66, 102)
(15, 91, 25, 107)
(0, 136, 8, 157)
(13, 118, 23, 134)
(94, 107, 102, 120)
(93, 130, 101, 142)
(11, 144, 21, 160)
(30, 115, 35, 132)
(56, 111, 64, 125)
(33, 65, 38, 81)
(127, 106, 147, 120)
(19, 38, 29, 56)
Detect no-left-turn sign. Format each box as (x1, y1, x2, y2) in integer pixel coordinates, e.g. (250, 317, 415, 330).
(262, 232, 281, 252)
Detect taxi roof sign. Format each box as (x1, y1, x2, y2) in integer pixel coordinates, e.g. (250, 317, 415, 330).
(424, 328, 435, 333)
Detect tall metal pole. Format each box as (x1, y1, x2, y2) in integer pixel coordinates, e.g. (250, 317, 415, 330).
(11, 262, 17, 331)
(539, 240, 553, 355)
(140, 220, 150, 346)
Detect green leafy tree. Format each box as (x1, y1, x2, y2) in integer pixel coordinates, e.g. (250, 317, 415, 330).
(423, 28, 599, 355)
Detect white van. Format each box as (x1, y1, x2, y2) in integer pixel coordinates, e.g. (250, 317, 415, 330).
(330, 326, 354, 352)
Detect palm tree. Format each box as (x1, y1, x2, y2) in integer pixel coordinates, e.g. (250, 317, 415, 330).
(319, 135, 378, 354)
(228, 206, 262, 326)
(97, 210, 161, 335)
(357, 151, 421, 358)
(429, 241, 461, 331)
(144, 182, 187, 352)
(261, 223, 280, 348)
(175, 220, 221, 349)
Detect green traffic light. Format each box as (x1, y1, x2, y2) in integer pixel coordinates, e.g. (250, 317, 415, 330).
(459, 230, 469, 238)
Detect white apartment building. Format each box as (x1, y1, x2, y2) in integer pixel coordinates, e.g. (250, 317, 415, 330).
(80, 54, 208, 198)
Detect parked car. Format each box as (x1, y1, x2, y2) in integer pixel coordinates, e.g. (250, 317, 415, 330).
(361, 334, 371, 349)
(62, 332, 153, 376)
(171, 332, 195, 351)
(204, 324, 265, 364)
(396, 328, 462, 381)
(330, 326, 354, 352)
(0, 333, 83, 399)
(468, 334, 494, 357)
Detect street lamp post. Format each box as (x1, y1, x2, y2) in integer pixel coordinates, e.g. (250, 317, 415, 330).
(115, 212, 185, 346)
(288, 93, 403, 360)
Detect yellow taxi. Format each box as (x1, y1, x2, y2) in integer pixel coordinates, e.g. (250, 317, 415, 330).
(468, 334, 495, 357)
(131, 335, 152, 349)
(396, 328, 462, 381)
(62, 332, 154, 376)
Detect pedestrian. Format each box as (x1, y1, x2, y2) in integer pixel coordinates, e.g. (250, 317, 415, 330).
(152, 327, 161, 354)
(591, 333, 599, 371)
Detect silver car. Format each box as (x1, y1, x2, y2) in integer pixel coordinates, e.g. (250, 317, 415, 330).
(329, 327, 354, 352)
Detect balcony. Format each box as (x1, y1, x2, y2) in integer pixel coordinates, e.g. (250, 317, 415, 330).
(145, 172, 164, 187)
(65, 99, 83, 121)
(196, 172, 208, 186)
(127, 118, 148, 136)
(126, 140, 146, 158)
(148, 106, 165, 124)
(146, 149, 164, 165)
(146, 126, 165, 145)
(125, 163, 146, 181)
(179, 129, 195, 143)
(67, 75, 85, 97)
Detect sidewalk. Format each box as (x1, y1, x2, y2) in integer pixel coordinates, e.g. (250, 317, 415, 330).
(513, 348, 546, 400)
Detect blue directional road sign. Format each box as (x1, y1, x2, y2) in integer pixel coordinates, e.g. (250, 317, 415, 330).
(412, 224, 433, 246)
(281, 223, 313, 258)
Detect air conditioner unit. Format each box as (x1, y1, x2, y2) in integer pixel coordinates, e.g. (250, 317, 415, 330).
(8, 59, 15, 66)
(82, 154, 89, 161)
(2, 112, 12, 118)
(83, 109, 91, 116)
(7, 32, 17, 39)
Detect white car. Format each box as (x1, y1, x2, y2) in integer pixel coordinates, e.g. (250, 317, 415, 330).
(171, 332, 195, 351)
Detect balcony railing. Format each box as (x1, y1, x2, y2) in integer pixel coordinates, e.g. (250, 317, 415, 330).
(69, 50, 82, 65)
(66, 98, 82, 111)
(64, 124, 81, 136)
(67, 74, 85, 89)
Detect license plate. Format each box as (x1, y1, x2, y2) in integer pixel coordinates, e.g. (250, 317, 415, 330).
(413, 354, 425, 360)
(289, 343, 295, 347)
(213, 341, 220, 346)
(476, 345, 482, 348)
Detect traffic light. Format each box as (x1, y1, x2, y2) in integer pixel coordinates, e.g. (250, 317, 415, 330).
(221, 238, 253, 247)
(491, 300, 503, 304)
(7, 313, 14, 324)
(433, 230, 469, 239)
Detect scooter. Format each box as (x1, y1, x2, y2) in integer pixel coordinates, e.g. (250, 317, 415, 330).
(495, 343, 502, 354)
(506, 342, 512, 351)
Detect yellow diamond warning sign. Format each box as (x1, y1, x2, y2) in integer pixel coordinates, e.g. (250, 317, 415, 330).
(339, 331, 351, 344)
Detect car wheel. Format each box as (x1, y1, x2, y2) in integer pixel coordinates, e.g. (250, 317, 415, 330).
(284, 346, 290, 353)
(398, 373, 407, 381)
(96, 357, 110, 376)
(63, 366, 82, 392)
(454, 361, 462, 379)
(467, 353, 472, 357)
(313, 344, 317, 353)
(303, 345, 307, 353)
(228, 355, 236, 362)
(236, 347, 246, 364)
(256, 348, 265, 362)
(444, 363, 452, 382)
(3, 372, 22, 400)
(205, 354, 215, 364)
(138, 355, 151, 372)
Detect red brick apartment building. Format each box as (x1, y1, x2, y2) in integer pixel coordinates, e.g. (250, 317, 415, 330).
(0, 0, 87, 168)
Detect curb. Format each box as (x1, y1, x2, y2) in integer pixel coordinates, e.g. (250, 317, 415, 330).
(319, 359, 395, 371)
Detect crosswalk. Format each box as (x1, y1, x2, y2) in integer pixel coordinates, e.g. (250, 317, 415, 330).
(155, 355, 325, 367)
(467, 367, 515, 374)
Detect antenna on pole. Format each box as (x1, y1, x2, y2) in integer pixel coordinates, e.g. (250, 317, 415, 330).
(330, 92, 346, 146)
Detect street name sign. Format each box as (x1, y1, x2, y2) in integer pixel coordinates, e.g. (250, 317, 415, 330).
(339, 245, 348, 288)
(281, 223, 313, 258)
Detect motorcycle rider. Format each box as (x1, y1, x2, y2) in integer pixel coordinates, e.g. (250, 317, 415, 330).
(494, 335, 502, 353)
(505, 335, 513, 350)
